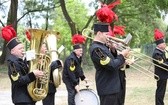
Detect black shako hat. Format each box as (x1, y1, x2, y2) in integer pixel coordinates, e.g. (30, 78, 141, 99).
(7, 37, 21, 50)
(71, 34, 86, 50)
(73, 44, 83, 50)
(94, 23, 109, 33)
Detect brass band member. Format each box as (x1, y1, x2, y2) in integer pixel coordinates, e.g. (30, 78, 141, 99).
(89, 22, 130, 105)
(62, 34, 87, 105)
(90, 1, 129, 105)
(40, 43, 63, 105)
(1, 25, 44, 105)
(107, 41, 130, 105)
(152, 28, 168, 105)
(108, 25, 131, 105)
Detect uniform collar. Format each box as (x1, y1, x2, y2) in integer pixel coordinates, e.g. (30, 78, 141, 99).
(156, 47, 165, 53)
(93, 41, 106, 46)
(8, 54, 23, 62)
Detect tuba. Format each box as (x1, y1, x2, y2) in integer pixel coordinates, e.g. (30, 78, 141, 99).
(26, 29, 61, 101)
(45, 32, 62, 88)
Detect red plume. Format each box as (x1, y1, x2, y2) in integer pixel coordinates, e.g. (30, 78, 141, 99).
(1, 25, 16, 42)
(25, 30, 31, 41)
(154, 28, 164, 41)
(72, 34, 86, 45)
(96, 0, 121, 23)
(113, 25, 125, 36)
(108, 25, 125, 37)
(108, 26, 115, 37)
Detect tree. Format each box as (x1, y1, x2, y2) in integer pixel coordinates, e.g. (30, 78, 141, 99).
(0, 0, 58, 64)
(55, 0, 92, 64)
(0, 0, 18, 64)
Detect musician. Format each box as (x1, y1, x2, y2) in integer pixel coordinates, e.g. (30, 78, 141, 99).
(107, 42, 130, 105)
(62, 34, 87, 105)
(107, 25, 132, 105)
(1, 25, 44, 105)
(152, 28, 168, 105)
(89, 22, 130, 105)
(39, 43, 63, 105)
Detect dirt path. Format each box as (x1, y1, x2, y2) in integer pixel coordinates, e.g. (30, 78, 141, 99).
(0, 71, 96, 105)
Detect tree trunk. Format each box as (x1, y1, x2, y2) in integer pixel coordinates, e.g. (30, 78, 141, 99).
(0, 41, 7, 64)
(0, 0, 18, 64)
(59, 0, 76, 35)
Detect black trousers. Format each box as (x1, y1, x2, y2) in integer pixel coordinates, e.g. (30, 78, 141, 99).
(99, 93, 120, 105)
(119, 71, 126, 105)
(42, 93, 55, 105)
(65, 81, 77, 105)
(155, 79, 167, 105)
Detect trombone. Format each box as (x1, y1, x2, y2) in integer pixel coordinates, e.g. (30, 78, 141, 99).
(82, 28, 168, 81)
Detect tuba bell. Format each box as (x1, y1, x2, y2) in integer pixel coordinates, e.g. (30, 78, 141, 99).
(45, 32, 63, 88)
(26, 29, 61, 101)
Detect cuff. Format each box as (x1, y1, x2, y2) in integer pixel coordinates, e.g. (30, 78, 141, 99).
(73, 82, 78, 86)
(28, 72, 36, 81)
(80, 75, 86, 81)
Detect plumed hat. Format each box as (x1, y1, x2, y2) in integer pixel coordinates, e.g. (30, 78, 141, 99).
(154, 28, 165, 45)
(72, 34, 86, 50)
(94, 0, 121, 33)
(25, 30, 31, 41)
(1, 25, 21, 50)
(94, 22, 109, 33)
(96, 0, 120, 23)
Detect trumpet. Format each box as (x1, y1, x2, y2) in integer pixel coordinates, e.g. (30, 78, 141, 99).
(107, 33, 132, 46)
(82, 28, 165, 81)
(82, 28, 94, 39)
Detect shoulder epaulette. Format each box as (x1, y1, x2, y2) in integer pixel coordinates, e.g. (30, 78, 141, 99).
(94, 48, 110, 65)
(8, 61, 20, 81)
(70, 58, 75, 71)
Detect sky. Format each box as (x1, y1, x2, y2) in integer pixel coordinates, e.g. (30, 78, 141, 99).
(81, 0, 96, 16)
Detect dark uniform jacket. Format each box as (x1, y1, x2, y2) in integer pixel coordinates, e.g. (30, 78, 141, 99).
(7, 54, 36, 104)
(110, 49, 127, 84)
(62, 52, 85, 87)
(89, 41, 125, 96)
(48, 60, 62, 93)
(152, 48, 168, 79)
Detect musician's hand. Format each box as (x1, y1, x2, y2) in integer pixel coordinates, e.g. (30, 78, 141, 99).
(33, 70, 44, 78)
(59, 60, 64, 68)
(120, 49, 130, 58)
(126, 56, 135, 65)
(75, 85, 80, 93)
(84, 78, 88, 83)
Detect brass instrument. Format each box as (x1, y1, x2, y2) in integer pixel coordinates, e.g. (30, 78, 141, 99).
(82, 28, 94, 39)
(82, 28, 166, 80)
(45, 33, 63, 88)
(26, 29, 61, 101)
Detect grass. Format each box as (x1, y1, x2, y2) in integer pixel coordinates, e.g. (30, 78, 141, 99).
(0, 64, 8, 72)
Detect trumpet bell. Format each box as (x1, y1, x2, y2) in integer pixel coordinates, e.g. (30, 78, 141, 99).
(82, 28, 94, 39)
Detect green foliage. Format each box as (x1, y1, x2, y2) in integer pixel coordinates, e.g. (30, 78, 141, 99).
(114, 0, 168, 47)
(91, 0, 168, 48)
(155, 0, 168, 14)
(52, 0, 90, 52)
